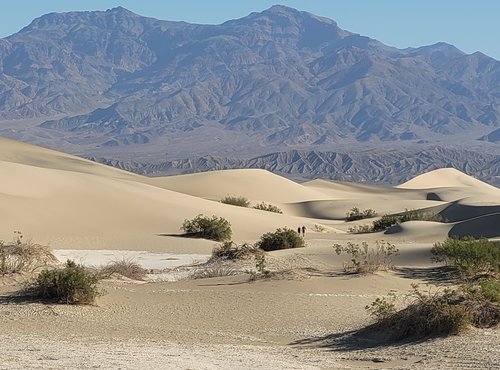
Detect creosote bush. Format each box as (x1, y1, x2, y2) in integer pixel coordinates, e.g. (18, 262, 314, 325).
(346, 207, 377, 221)
(191, 263, 239, 279)
(372, 209, 443, 232)
(253, 202, 283, 214)
(256, 227, 305, 251)
(27, 260, 100, 304)
(181, 214, 232, 241)
(333, 241, 399, 274)
(431, 237, 499, 277)
(221, 196, 250, 207)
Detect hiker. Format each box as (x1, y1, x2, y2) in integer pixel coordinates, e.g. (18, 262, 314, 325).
(297, 226, 301, 235)
(301, 225, 306, 237)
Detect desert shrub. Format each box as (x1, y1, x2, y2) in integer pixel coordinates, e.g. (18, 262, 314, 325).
(0, 234, 57, 275)
(431, 237, 499, 277)
(372, 214, 400, 231)
(367, 282, 500, 341)
(346, 207, 377, 221)
(221, 196, 250, 207)
(27, 260, 100, 304)
(333, 241, 399, 274)
(98, 258, 147, 280)
(256, 227, 305, 251)
(210, 241, 263, 262)
(253, 202, 282, 214)
(248, 254, 271, 281)
(365, 291, 397, 320)
(313, 224, 327, 233)
(347, 224, 373, 234)
(191, 262, 239, 279)
(372, 209, 443, 232)
(181, 214, 232, 241)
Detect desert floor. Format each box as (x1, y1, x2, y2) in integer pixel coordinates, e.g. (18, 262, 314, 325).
(0, 137, 499, 369)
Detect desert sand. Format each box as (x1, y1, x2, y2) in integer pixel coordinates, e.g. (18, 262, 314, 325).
(0, 136, 499, 369)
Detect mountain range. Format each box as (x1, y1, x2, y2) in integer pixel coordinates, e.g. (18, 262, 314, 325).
(0, 5, 498, 185)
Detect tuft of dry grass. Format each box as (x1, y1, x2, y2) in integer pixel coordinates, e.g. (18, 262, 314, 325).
(190, 262, 239, 279)
(97, 258, 147, 280)
(0, 235, 58, 275)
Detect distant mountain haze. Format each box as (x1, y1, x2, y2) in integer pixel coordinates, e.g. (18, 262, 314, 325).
(0, 6, 498, 185)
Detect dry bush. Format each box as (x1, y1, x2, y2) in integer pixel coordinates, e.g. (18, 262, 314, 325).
(210, 241, 263, 262)
(367, 282, 499, 341)
(313, 224, 327, 233)
(190, 262, 239, 279)
(0, 235, 58, 275)
(333, 241, 399, 274)
(97, 258, 147, 280)
(347, 224, 373, 234)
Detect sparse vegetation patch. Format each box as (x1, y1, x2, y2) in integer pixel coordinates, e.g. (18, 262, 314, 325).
(221, 196, 250, 207)
(372, 209, 443, 231)
(346, 207, 377, 221)
(253, 202, 282, 214)
(210, 241, 263, 262)
(333, 241, 399, 274)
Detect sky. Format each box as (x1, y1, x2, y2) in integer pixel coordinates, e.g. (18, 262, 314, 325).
(1, 0, 499, 60)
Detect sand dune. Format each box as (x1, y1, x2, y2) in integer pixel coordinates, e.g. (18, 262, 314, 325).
(0, 137, 499, 248)
(398, 167, 499, 191)
(145, 169, 329, 202)
(1, 137, 500, 369)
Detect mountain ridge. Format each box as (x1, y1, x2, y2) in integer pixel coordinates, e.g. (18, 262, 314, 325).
(0, 5, 498, 184)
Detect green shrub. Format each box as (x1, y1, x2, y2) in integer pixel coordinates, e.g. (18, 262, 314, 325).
(346, 207, 377, 221)
(256, 228, 305, 251)
(181, 214, 232, 241)
(372, 209, 443, 231)
(253, 202, 282, 214)
(333, 241, 399, 274)
(28, 260, 100, 304)
(221, 196, 250, 207)
(431, 237, 499, 277)
(372, 215, 400, 231)
(365, 292, 397, 320)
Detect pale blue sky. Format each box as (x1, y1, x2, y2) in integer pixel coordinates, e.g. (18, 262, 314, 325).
(1, 0, 499, 60)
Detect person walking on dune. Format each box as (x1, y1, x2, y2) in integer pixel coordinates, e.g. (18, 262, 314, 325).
(301, 225, 306, 237)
